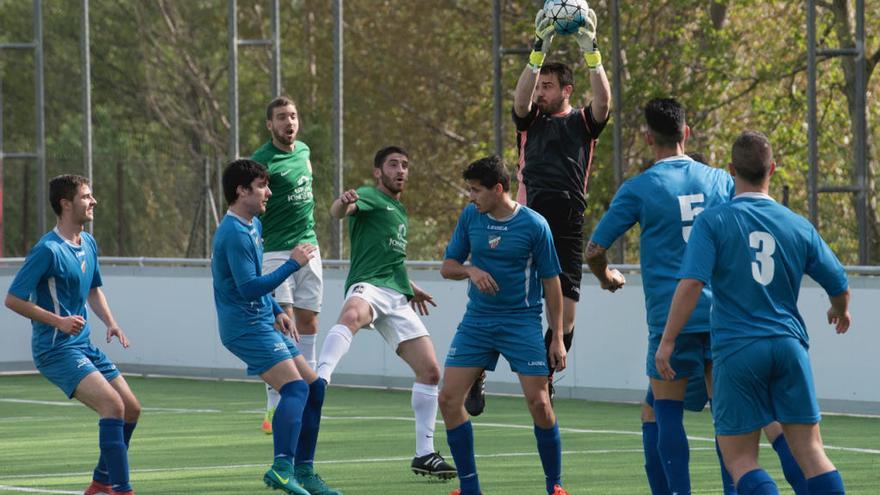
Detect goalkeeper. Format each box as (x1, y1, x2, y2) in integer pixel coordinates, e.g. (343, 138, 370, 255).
(465, 3, 611, 415)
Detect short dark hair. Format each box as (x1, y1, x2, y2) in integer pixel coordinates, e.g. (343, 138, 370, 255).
(462, 156, 510, 192)
(222, 159, 268, 205)
(687, 152, 708, 165)
(645, 98, 686, 148)
(49, 174, 90, 216)
(540, 62, 574, 89)
(731, 131, 774, 185)
(266, 96, 297, 121)
(374, 146, 408, 168)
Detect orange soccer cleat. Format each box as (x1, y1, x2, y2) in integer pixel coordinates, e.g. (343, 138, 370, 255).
(551, 484, 571, 495)
(83, 480, 112, 495)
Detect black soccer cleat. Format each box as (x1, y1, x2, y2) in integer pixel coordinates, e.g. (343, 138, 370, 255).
(548, 376, 556, 406)
(464, 371, 486, 417)
(411, 451, 457, 480)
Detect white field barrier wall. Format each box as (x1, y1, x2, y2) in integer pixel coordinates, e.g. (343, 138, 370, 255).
(1, 259, 877, 414)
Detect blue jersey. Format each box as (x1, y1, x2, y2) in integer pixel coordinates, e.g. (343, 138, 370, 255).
(679, 193, 848, 363)
(7, 229, 103, 359)
(591, 156, 734, 333)
(445, 203, 561, 320)
(211, 213, 276, 342)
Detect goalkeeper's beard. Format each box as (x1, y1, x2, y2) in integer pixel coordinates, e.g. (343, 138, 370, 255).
(536, 97, 565, 115)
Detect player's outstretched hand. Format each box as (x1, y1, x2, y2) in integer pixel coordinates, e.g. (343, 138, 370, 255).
(548, 338, 567, 372)
(106, 326, 130, 348)
(467, 266, 499, 296)
(410, 283, 437, 316)
(654, 340, 676, 381)
(338, 189, 359, 205)
(602, 268, 626, 292)
(827, 307, 851, 334)
(275, 312, 299, 342)
(290, 243, 318, 266)
(57, 315, 86, 336)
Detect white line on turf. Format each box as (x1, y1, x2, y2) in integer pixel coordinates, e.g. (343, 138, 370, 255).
(0, 448, 719, 482)
(0, 398, 221, 413)
(0, 485, 80, 494)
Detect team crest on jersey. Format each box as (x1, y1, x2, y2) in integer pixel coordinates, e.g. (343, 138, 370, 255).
(352, 284, 365, 295)
(81, 260, 87, 273)
(488, 234, 502, 249)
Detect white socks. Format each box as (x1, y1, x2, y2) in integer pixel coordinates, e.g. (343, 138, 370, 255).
(299, 333, 317, 370)
(266, 383, 281, 410)
(316, 324, 354, 383)
(412, 382, 439, 457)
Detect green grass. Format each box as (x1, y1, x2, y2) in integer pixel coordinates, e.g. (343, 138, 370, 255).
(0, 374, 877, 494)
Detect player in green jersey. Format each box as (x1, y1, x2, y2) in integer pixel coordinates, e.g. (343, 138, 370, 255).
(251, 97, 324, 436)
(315, 146, 456, 480)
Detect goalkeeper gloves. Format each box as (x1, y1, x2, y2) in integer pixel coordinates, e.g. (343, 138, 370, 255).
(530, 8, 555, 71)
(575, 9, 602, 70)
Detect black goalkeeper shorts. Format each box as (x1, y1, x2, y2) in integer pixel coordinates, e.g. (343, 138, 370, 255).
(528, 193, 585, 302)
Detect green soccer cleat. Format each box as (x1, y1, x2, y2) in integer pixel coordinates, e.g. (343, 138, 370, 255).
(263, 460, 310, 495)
(294, 464, 343, 495)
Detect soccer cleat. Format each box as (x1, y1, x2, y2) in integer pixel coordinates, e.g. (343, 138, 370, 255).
(83, 480, 112, 495)
(110, 491, 135, 495)
(294, 464, 343, 495)
(464, 371, 486, 417)
(448, 490, 482, 495)
(551, 484, 570, 495)
(264, 461, 310, 495)
(262, 407, 275, 435)
(411, 451, 457, 480)
(548, 376, 556, 405)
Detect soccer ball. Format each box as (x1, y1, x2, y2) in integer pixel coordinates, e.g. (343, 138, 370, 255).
(542, 0, 590, 36)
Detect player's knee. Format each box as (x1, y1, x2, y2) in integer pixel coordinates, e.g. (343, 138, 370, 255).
(641, 402, 655, 423)
(99, 395, 125, 419)
(417, 366, 441, 386)
(526, 394, 553, 418)
(438, 389, 462, 415)
(125, 397, 142, 422)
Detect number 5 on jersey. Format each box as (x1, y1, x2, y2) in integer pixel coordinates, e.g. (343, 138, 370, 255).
(678, 194, 705, 242)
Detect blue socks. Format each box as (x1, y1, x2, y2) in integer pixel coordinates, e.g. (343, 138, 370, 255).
(642, 421, 671, 494)
(807, 470, 845, 494)
(771, 434, 808, 494)
(295, 378, 327, 467)
(737, 469, 779, 494)
(654, 399, 690, 494)
(534, 423, 562, 494)
(94, 421, 136, 485)
(273, 380, 308, 460)
(98, 418, 131, 492)
(447, 421, 481, 495)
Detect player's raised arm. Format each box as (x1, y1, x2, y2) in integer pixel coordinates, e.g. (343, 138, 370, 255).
(330, 188, 359, 219)
(575, 8, 610, 121)
(514, 8, 555, 117)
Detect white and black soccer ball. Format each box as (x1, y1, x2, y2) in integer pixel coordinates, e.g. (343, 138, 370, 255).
(543, 0, 590, 35)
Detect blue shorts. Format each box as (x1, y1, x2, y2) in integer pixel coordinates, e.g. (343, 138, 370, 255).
(646, 332, 710, 380)
(35, 344, 120, 399)
(645, 370, 710, 413)
(223, 327, 301, 376)
(713, 337, 820, 436)
(445, 318, 548, 376)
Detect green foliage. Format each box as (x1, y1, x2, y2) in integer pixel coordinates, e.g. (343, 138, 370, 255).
(1, 0, 878, 263)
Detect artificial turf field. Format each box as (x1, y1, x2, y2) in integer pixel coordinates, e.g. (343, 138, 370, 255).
(0, 374, 877, 495)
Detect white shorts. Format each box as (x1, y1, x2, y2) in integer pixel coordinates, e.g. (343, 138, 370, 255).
(262, 249, 323, 313)
(345, 282, 429, 350)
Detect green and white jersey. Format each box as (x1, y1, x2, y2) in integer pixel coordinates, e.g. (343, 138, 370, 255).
(345, 186, 413, 298)
(252, 140, 318, 251)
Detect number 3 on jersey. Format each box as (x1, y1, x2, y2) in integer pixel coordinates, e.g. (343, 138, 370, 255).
(678, 194, 705, 242)
(749, 231, 776, 285)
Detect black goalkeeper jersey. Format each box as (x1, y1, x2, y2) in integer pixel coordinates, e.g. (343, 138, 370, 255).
(513, 105, 607, 212)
